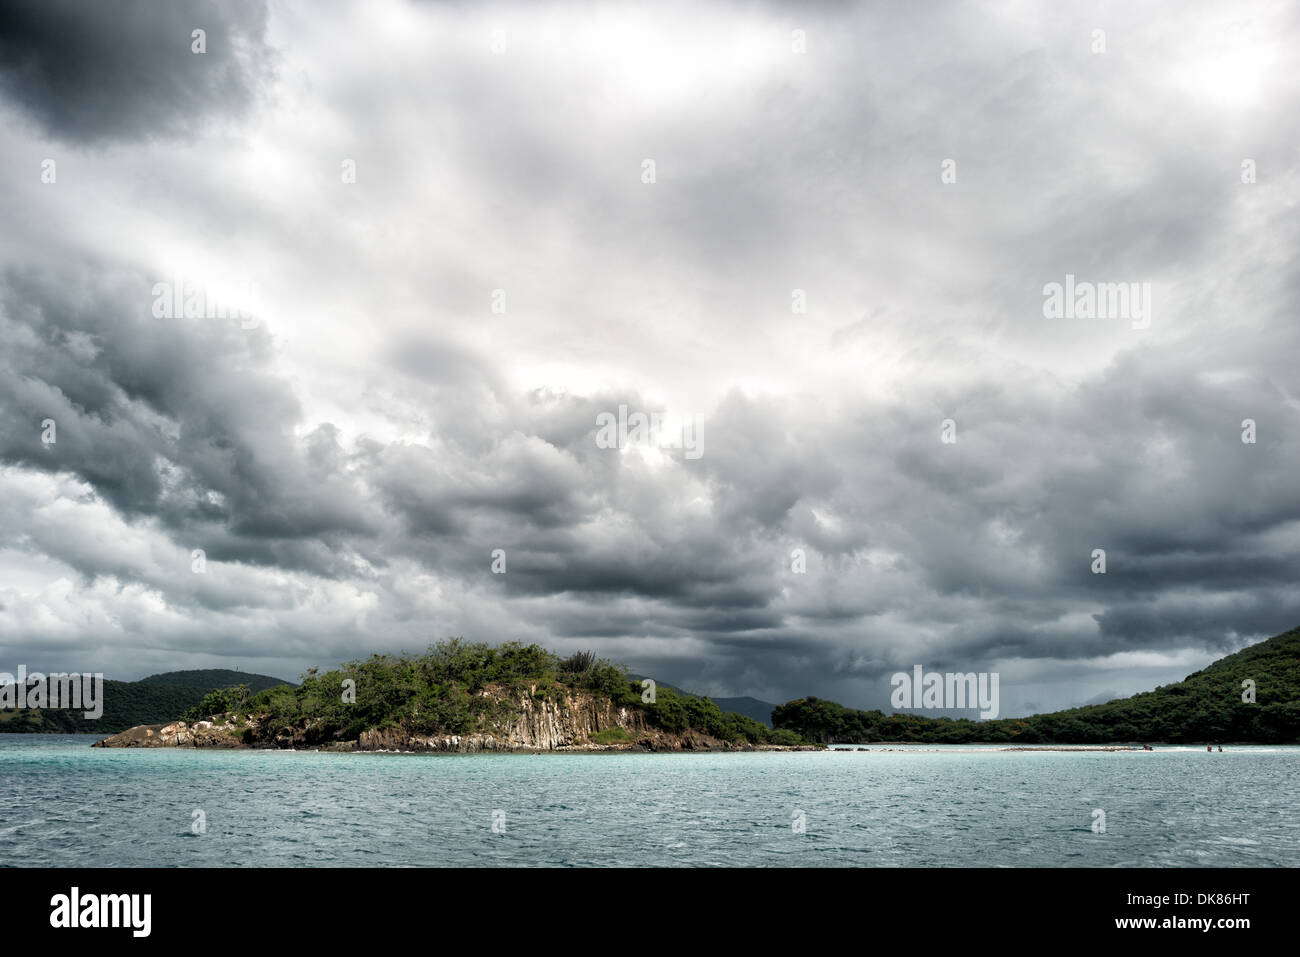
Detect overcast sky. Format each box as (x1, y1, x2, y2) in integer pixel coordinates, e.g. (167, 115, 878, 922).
(1, 0, 1297, 716)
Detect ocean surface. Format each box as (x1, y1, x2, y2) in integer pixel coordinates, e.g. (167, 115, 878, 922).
(2, 734, 1297, 867)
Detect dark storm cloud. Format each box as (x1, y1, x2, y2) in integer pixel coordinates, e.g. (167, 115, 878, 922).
(0, 0, 1297, 710)
(0, 265, 380, 581)
(4, 257, 1299, 702)
(0, 0, 273, 143)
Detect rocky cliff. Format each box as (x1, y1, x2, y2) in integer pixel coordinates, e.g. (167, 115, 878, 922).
(92, 717, 249, 748)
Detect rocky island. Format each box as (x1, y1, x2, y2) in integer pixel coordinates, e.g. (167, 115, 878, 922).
(94, 640, 816, 752)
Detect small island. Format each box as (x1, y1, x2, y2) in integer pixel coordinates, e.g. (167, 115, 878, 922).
(93, 640, 816, 752)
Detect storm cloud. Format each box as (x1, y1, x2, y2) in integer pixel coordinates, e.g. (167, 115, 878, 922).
(0, 0, 1297, 715)
(0, 0, 274, 143)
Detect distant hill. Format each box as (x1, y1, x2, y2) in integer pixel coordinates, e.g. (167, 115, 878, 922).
(0, 669, 291, 734)
(774, 626, 1300, 745)
(134, 669, 288, 691)
(710, 696, 776, 728)
(628, 675, 775, 728)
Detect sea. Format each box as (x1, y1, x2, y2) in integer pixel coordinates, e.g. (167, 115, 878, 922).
(2, 735, 1296, 867)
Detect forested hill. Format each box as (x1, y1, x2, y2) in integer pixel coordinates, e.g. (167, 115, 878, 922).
(628, 674, 777, 728)
(99, 642, 808, 751)
(773, 626, 1300, 745)
(0, 669, 289, 733)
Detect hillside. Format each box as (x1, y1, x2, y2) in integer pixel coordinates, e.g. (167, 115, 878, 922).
(0, 668, 289, 734)
(628, 674, 777, 728)
(773, 626, 1300, 745)
(710, 696, 777, 728)
(95, 641, 811, 751)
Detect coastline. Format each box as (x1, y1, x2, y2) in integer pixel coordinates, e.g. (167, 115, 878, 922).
(88, 718, 825, 753)
(92, 722, 1241, 753)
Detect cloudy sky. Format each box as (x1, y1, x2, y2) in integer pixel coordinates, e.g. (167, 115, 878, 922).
(1, 0, 1297, 716)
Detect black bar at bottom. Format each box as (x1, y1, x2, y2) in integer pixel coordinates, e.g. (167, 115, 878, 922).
(0, 866, 1281, 944)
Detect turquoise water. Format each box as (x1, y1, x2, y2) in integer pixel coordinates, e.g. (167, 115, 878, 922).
(2, 735, 1296, 866)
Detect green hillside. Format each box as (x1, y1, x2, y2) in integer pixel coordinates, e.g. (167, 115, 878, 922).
(773, 626, 1300, 745)
(709, 696, 777, 728)
(241, 641, 801, 747)
(0, 669, 290, 733)
(629, 674, 777, 728)
(139, 641, 808, 750)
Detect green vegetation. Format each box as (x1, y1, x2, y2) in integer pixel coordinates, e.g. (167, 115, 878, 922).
(590, 727, 635, 744)
(181, 685, 253, 723)
(184, 640, 805, 748)
(642, 683, 777, 744)
(773, 626, 1300, 744)
(0, 669, 288, 733)
(709, 696, 777, 728)
(245, 641, 633, 743)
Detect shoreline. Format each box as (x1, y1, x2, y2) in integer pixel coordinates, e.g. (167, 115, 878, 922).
(81, 728, 1266, 754)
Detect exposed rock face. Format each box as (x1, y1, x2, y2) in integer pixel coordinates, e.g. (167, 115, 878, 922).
(338, 690, 714, 752)
(92, 718, 250, 748)
(503, 690, 647, 749)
